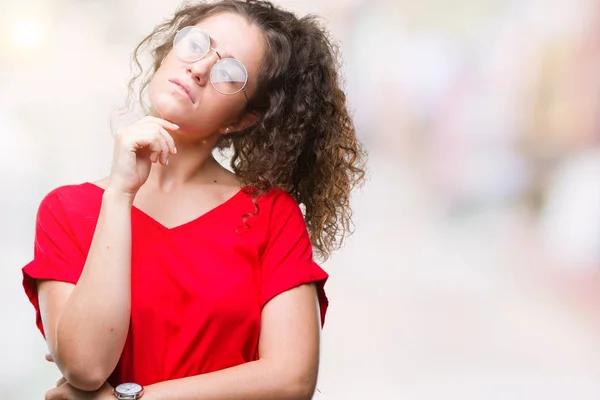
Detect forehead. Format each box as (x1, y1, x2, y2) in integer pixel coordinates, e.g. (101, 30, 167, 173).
(194, 12, 265, 74)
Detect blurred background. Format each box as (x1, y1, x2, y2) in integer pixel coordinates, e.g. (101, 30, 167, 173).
(2, 0, 600, 398)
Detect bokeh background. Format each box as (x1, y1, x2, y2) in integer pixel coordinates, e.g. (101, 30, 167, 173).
(2, 0, 600, 398)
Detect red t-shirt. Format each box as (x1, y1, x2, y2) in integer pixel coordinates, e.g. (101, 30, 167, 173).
(22, 182, 328, 387)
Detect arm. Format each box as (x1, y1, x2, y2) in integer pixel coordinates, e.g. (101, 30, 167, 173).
(144, 283, 322, 400)
(36, 117, 177, 391)
(38, 189, 134, 391)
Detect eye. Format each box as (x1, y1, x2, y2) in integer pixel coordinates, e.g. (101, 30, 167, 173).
(210, 59, 247, 94)
(214, 68, 234, 81)
(188, 41, 205, 54)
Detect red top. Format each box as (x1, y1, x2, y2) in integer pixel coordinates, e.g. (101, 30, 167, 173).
(22, 182, 328, 387)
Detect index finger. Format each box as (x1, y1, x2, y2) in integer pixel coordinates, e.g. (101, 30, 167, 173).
(144, 116, 179, 131)
(45, 386, 61, 400)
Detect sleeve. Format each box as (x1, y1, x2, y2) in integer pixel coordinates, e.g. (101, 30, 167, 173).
(260, 191, 329, 326)
(22, 189, 87, 337)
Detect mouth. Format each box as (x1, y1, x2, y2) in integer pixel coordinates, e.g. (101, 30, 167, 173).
(168, 79, 196, 104)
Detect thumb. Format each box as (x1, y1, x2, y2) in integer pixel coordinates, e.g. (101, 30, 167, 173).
(45, 353, 54, 362)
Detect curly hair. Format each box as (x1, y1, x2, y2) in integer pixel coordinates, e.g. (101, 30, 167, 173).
(127, 0, 366, 260)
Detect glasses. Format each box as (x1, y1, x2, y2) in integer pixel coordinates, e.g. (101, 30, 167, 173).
(173, 26, 249, 100)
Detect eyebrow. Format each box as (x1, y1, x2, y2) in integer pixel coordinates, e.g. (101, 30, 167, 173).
(209, 36, 236, 59)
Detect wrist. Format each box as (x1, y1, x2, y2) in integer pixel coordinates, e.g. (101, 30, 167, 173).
(102, 187, 136, 207)
(113, 382, 146, 400)
(138, 385, 157, 400)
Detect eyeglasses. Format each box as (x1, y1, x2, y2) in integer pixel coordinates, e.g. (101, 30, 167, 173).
(173, 26, 249, 100)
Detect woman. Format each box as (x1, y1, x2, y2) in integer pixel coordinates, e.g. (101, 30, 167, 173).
(22, 0, 365, 399)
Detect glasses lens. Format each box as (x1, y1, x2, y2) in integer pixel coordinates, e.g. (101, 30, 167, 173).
(173, 26, 210, 62)
(210, 58, 248, 95)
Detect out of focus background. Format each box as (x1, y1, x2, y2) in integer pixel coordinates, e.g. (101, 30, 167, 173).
(2, 0, 600, 398)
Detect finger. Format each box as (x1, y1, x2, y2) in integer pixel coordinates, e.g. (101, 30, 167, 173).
(45, 353, 54, 362)
(120, 129, 168, 164)
(154, 132, 170, 166)
(45, 386, 61, 400)
(147, 138, 163, 164)
(159, 127, 177, 154)
(132, 131, 163, 162)
(56, 376, 67, 386)
(144, 116, 179, 131)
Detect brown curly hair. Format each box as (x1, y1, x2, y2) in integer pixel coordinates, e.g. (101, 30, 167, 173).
(127, 0, 366, 260)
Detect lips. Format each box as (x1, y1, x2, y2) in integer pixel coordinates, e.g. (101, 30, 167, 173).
(168, 78, 196, 103)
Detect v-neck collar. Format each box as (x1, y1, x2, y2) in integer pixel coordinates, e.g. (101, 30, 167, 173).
(84, 182, 246, 231)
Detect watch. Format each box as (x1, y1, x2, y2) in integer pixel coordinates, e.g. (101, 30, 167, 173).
(113, 382, 144, 399)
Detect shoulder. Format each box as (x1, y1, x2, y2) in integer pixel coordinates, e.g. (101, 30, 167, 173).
(248, 187, 308, 235)
(237, 187, 306, 234)
(255, 187, 302, 214)
(37, 182, 103, 221)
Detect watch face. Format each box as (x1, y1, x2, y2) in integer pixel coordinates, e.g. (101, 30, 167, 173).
(116, 383, 142, 395)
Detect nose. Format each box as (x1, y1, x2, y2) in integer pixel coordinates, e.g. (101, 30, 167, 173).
(188, 52, 218, 87)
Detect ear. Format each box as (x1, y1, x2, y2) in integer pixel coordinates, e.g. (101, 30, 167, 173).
(220, 112, 258, 135)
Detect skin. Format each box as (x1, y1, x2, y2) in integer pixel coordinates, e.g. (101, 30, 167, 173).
(40, 12, 321, 400)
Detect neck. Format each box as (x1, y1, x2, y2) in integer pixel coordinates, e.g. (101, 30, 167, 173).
(147, 130, 223, 192)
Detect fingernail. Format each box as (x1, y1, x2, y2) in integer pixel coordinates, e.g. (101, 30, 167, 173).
(173, 147, 177, 154)
(172, 123, 179, 129)
(166, 158, 169, 165)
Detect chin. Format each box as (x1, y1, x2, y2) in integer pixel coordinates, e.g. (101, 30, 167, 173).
(150, 96, 188, 122)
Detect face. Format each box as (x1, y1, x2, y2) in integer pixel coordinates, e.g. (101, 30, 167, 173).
(148, 12, 265, 137)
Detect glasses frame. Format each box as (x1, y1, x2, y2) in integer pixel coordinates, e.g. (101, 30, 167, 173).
(173, 26, 249, 101)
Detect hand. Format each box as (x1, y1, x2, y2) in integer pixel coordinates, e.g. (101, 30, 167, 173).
(108, 116, 178, 196)
(45, 379, 114, 400)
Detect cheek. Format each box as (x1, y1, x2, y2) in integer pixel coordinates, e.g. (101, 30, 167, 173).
(209, 97, 243, 117)
(196, 90, 245, 119)
(193, 99, 239, 130)
(148, 69, 168, 103)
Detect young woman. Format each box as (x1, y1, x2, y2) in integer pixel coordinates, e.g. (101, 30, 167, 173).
(22, 1, 365, 399)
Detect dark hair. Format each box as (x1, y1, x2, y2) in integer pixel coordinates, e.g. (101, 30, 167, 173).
(128, 0, 366, 260)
